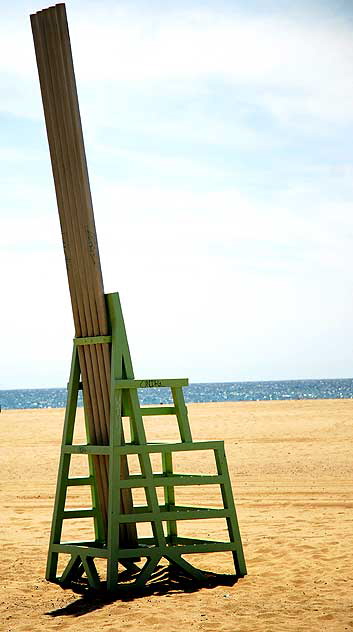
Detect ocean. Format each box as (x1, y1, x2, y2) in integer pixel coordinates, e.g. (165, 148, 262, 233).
(1, 378, 352, 410)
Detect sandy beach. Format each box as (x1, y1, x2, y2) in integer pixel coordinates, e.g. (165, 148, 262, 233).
(1, 399, 352, 631)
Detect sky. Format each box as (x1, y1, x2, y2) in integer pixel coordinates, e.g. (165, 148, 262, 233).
(1, 0, 353, 388)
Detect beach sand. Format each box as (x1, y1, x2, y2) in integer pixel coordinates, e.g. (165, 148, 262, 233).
(1, 399, 352, 631)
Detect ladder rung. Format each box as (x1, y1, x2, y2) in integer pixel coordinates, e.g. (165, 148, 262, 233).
(117, 440, 222, 454)
(122, 406, 176, 417)
(66, 476, 94, 486)
(57, 540, 101, 546)
(140, 406, 176, 416)
(63, 441, 221, 455)
(119, 474, 224, 488)
(51, 542, 109, 558)
(63, 508, 96, 519)
(63, 445, 111, 455)
(118, 540, 238, 557)
(118, 506, 229, 523)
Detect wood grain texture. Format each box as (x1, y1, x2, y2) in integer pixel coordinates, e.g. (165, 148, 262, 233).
(30, 3, 135, 542)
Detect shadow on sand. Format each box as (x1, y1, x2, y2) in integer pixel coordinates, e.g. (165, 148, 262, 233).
(46, 564, 238, 618)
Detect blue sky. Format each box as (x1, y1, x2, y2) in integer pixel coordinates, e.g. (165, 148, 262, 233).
(1, 0, 353, 388)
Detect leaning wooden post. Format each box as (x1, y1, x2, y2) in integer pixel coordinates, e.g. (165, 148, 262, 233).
(30, 3, 136, 542)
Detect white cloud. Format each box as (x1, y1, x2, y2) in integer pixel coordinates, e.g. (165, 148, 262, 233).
(67, 8, 351, 86)
(92, 181, 352, 267)
(1, 1, 353, 386)
(71, 7, 353, 130)
(2, 177, 353, 386)
(1, 2, 353, 126)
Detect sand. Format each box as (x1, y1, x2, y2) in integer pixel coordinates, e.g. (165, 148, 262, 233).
(1, 399, 352, 631)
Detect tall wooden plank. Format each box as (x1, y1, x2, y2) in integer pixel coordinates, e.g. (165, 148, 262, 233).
(30, 3, 135, 540)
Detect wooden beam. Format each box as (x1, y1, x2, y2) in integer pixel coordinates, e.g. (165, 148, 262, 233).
(30, 3, 136, 542)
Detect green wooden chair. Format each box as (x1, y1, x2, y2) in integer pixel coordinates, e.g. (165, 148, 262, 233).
(46, 292, 247, 591)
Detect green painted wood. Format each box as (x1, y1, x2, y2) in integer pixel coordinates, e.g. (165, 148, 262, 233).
(63, 445, 112, 455)
(125, 536, 238, 548)
(114, 378, 188, 389)
(161, 536, 223, 545)
(106, 292, 129, 590)
(63, 508, 96, 519)
(47, 291, 246, 590)
(166, 552, 206, 582)
(127, 393, 166, 549)
(64, 441, 220, 456)
(46, 345, 80, 581)
(106, 292, 143, 556)
(116, 440, 222, 455)
(214, 445, 247, 577)
(51, 543, 109, 557)
(83, 406, 105, 543)
(74, 335, 112, 346)
(66, 476, 94, 486)
(51, 537, 242, 561)
(106, 294, 147, 450)
(118, 473, 224, 488)
(107, 446, 121, 590)
(105, 292, 139, 447)
(133, 553, 161, 588)
(60, 554, 84, 584)
(118, 507, 230, 523)
(53, 539, 100, 546)
(129, 504, 222, 514)
(105, 293, 133, 375)
(111, 540, 243, 558)
(82, 556, 101, 589)
(140, 406, 176, 416)
(162, 452, 177, 543)
(171, 387, 192, 442)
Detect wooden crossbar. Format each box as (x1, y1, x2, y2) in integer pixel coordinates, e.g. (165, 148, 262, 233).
(114, 378, 188, 389)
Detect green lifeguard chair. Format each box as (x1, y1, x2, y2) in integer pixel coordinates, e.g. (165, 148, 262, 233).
(46, 292, 247, 590)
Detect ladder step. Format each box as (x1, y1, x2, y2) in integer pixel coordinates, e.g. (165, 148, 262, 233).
(140, 406, 176, 416)
(63, 508, 96, 519)
(118, 506, 229, 523)
(66, 476, 94, 486)
(64, 440, 222, 455)
(119, 474, 224, 488)
(118, 541, 239, 557)
(122, 406, 176, 417)
(63, 445, 111, 455)
(51, 542, 109, 558)
(118, 440, 222, 454)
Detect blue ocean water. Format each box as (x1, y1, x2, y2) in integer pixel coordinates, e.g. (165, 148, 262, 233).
(1, 378, 352, 410)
